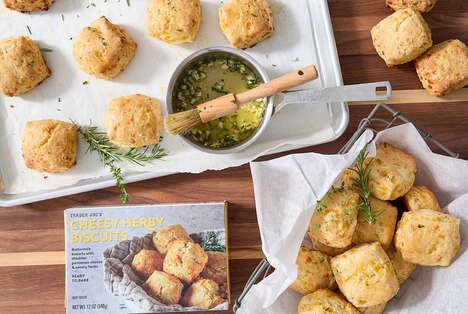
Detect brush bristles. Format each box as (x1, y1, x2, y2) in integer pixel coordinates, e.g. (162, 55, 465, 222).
(165, 109, 202, 135)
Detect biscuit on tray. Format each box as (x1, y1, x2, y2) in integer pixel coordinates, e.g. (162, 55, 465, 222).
(73, 16, 137, 80)
(394, 209, 460, 266)
(371, 7, 432, 66)
(385, 0, 437, 13)
(352, 197, 398, 249)
(163, 240, 208, 283)
(290, 246, 336, 295)
(131, 249, 163, 280)
(22, 119, 77, 173)
(415, 39, 468, 96)
(153, 224, 193, 254)
(106, 94, 163, 148)
(143, 270, 183, 305)
(181, 278, 225, 309)
(4, 0, 54, 12)
(309, 188, 360, 248)
(0, 36, 50, 96)
(403, 185, 441, 212)
(219, 0, 274, 49)
(297, 289, 359, 314)
(146, 0, 201, 44)
(331, 242, 399, 308)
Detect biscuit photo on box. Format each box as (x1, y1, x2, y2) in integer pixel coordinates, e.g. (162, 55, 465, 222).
(3, 0, 54, 12)
(219, 0, 274, 49)
(371, 7, 432, 66)
(0, 36, 51, 96)
(146, 0, 201, 44)
(153, 224, 194, 254)
(415, 39, 468, 96)
(73, 16, 137, 80)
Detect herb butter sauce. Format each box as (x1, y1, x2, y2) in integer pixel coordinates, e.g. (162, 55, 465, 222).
(173, 56, 266, 149)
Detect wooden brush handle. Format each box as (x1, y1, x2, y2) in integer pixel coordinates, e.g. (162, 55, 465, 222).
(198, 65, 318, 123)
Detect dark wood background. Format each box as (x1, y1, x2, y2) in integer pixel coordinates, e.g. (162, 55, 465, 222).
(1, 1, 467, 313)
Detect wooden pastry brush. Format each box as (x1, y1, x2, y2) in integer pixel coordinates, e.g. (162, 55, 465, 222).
(165, 65, 319, 135)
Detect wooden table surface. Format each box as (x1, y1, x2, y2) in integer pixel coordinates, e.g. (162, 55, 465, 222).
(1, 1, 467, 313)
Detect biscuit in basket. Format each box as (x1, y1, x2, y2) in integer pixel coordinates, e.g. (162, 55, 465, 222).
(352, 197, 398, 249)
(73, 16, 137, 80)
(309, 234, 353, 257)
(152, 224, 193, 254)
(403, 185, 441, 212)
(219, 0, 274, 49)
(3, 0, 54, 12)
(331, 242, 399, 308)
(22, 119, 77, 173)
(394, 209, 460, 266)
(368, 143, 417, 201)
(201, 251, 228, 297)
(415, 39, 468, 96)
(309, 188, 360, 248)
(181, 278, 225, 309)
(163, 240, 208, 283)
(386, 244, 416, 284)
(297, 289, 359, 314)
(146, 0, 201, 44)
(131, 249, 163, 280)
(106, 94, 163, 148)
(290, 246, 336, 295)
(142, 270, 183, 305)
(371, 8, 432, 66)
(0, 36, 51, 96)
(385, 0, 437, 13)
(357, 303, 387, 314)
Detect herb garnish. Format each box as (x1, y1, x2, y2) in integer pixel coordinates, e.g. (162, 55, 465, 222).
(202, 231, 226, 252)
(40, 47, 53, 52)
(26, 25, 32, 35)
(74, 123, 166, 203)
(418, 224, 425, 228)
(351, 148, 384, 224)
(316, 185, 345, 212)
(82, 80, 89, 85)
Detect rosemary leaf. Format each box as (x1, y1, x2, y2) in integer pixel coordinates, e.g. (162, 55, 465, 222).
(316, 185, 344, 212)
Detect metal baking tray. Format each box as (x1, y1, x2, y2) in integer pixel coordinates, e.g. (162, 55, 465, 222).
(233, 103, 459, 312)
(0, 0, 347, 206)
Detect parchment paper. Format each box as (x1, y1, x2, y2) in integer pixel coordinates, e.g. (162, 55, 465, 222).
(238, 123, 468, 314)
(0, 0, 336, 194)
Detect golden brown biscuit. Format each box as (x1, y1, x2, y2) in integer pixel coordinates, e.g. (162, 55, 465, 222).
(309, 234, 353, 257)
(403, 185, 441, 212)
(357, 303, 386, 314)
(386, 244, 416, 284)
(22, 119, 77, 173)
(331, 242, 399, 308)
(415, 39, 468, 96)
(385, 0, 437, 13)
(0, 36, 50, 96)
(368, 143, 417, 201)
(106, 94, 163, 148)
(146, 0, 201, 44)
(219, 0, 274, 49)
(290, 246, 336, 295)
(352, 197, 398, 249)
(143, 270, 183, 305)
(131, 249, 163, 280)
(73, 16, 137, 80)
(163, 240, 208, 283)
(371, 8, 432, 66)
(297, 289, 359, 314)
(309, 188, 360, 248)
(4, 0, 54, 12)
(394, 209, 460, 266)
(201, 251, 228, 297)
(153, 224, 193, 254)
(181, 278, 225, 309)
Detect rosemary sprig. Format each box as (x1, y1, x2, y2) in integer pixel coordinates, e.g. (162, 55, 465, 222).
(351, 147, 383, 224)
(202, 231, 226, 252)
(316, 185, 345, 212)
(74, 123, 166, 203)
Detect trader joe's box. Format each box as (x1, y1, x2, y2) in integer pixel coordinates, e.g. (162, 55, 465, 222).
(64, 202, 229, 313)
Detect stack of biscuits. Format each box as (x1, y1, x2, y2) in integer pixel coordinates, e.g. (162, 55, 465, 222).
(130, 224, 228, 310)
(294, 143, 461, 314)
(371, 0, 468, 96)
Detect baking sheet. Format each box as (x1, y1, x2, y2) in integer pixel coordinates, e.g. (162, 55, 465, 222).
(238, 123, 468, 313)
(0, 0, 344, 196)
